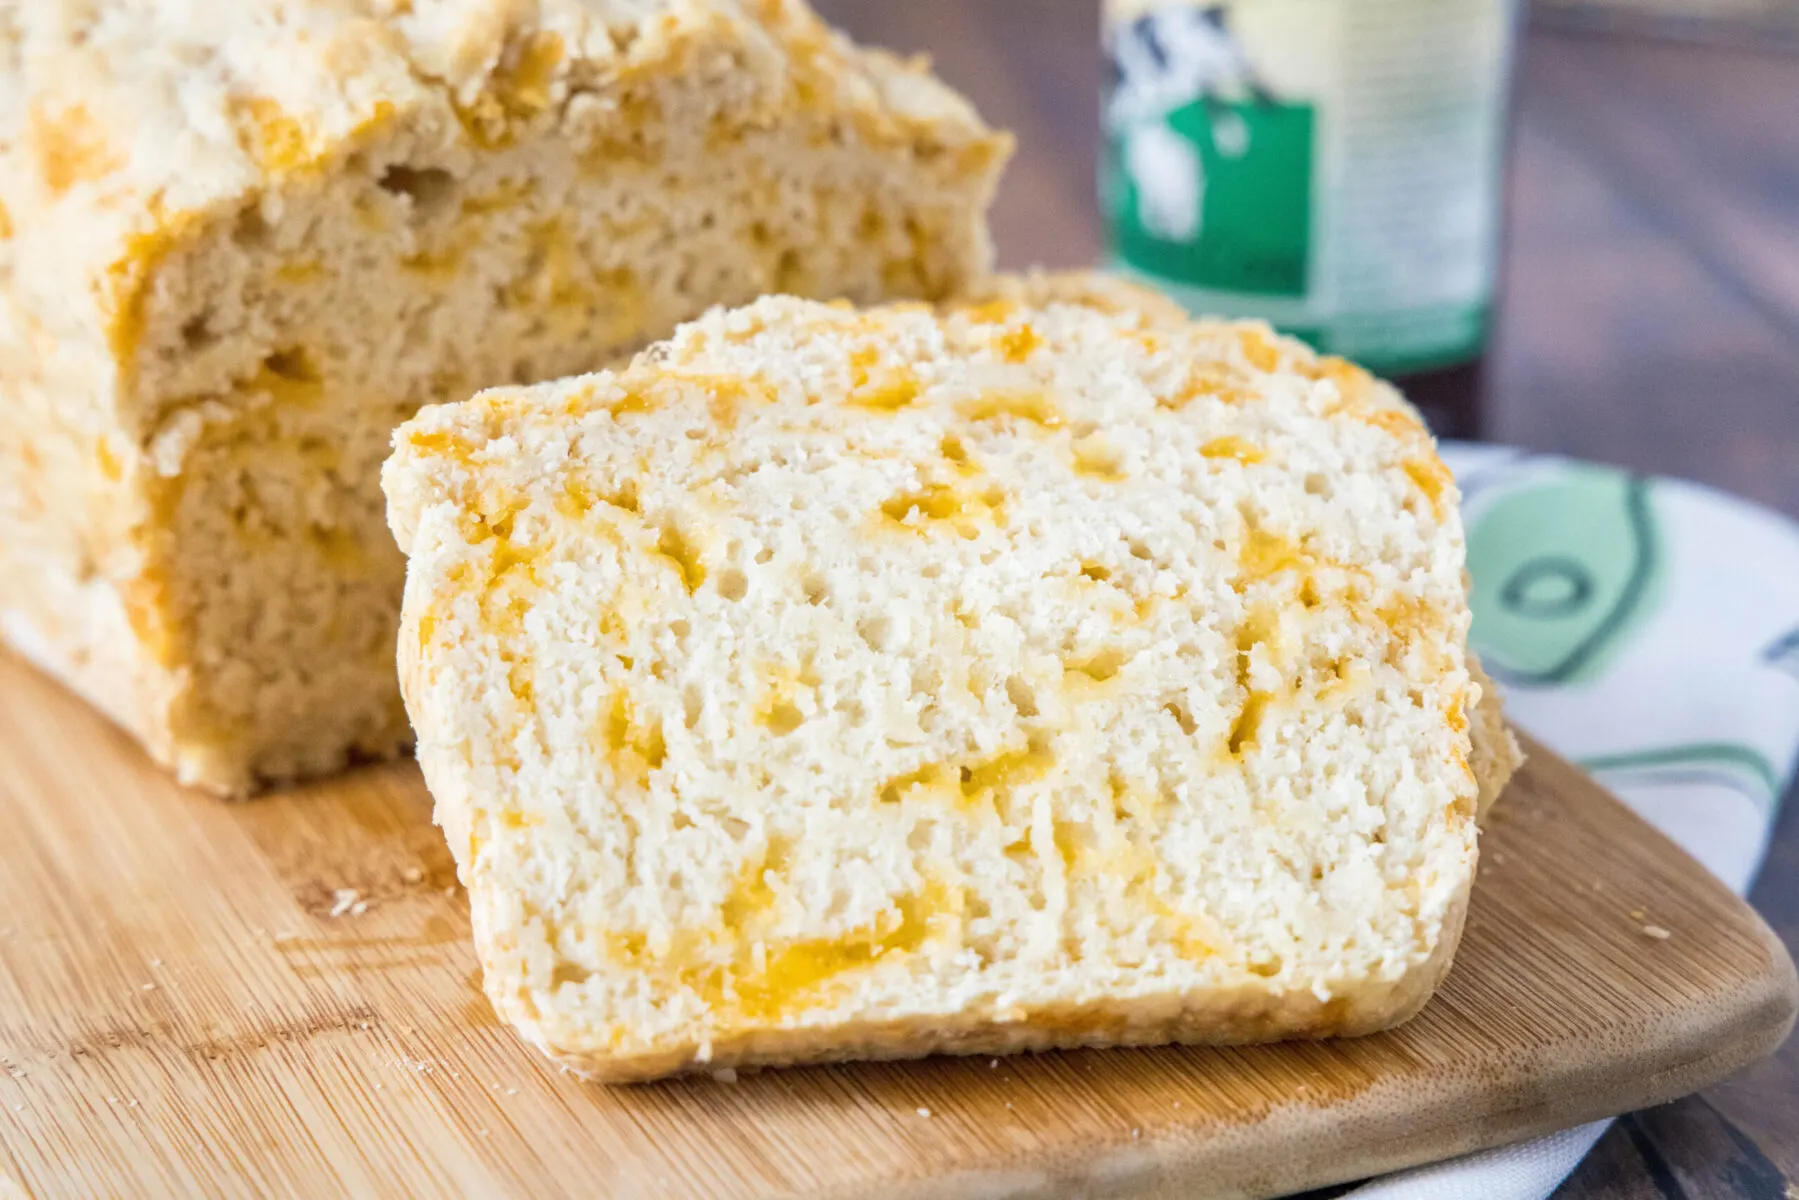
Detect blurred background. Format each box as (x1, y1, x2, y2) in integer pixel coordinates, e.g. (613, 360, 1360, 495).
(813, 1, 1798, 1192)
(816, 0, 1799, 520)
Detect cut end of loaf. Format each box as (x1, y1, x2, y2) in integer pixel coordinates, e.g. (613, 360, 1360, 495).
(386, 272, 1490, 1080)
(0, 0, 1009, 795)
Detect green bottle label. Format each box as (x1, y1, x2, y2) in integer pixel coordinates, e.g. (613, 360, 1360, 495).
(1108, 98, 1316, 298)
(1102, 0, 1513, 375)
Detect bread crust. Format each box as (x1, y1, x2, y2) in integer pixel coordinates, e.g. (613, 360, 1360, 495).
(1468, 653, 1522, 821)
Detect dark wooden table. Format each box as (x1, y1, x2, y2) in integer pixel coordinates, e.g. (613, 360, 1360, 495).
(817, 4, 1799, 1195)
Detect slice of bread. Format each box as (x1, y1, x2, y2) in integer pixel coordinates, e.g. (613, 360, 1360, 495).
(384, 273, 1516, 1082)
(0, 0, 1008, 793)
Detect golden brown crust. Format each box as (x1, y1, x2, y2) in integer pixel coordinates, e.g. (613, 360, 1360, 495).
(1468, 652, 1522, 822)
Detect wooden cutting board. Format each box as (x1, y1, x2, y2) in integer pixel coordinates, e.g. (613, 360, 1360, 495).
(0, 649, 1792, 1200)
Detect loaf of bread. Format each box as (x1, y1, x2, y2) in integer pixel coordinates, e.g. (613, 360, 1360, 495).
(0, 0, 1009, 793)
(384, 272, 1518, 1082)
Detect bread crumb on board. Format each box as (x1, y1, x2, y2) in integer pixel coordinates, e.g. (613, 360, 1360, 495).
(1642, 925, 1672, 940)
(329, 888, 370, 918)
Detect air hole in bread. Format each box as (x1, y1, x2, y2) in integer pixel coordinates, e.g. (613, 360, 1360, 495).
(801, 573, 829, 605)
(263, 346, 320, 383)
(1006, 677, 1038, 718)
(1164, 700, 1198, 736)
(180, 310, 219, 352)
(232, 204, 271, 248)
(551, 964, 593, 988)
(1066, 649, 1128, 684)
(763, 701, 803, 735)
(378, 164, 458, 220)
(717, 568, 748, 601)
(607, 482, 641, 514)
(656, 522, 706, 592)
(857, 614, 891, 652)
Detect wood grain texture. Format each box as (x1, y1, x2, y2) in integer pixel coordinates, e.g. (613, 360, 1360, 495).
(0, 649, 1791, 1200)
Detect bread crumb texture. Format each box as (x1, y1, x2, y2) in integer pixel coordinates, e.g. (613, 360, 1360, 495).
(385, 273, 1493, 1081)
(0, 0, 1008, 793)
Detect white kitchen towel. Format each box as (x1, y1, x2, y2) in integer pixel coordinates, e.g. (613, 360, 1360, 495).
(1343, 444, 1799, 1199)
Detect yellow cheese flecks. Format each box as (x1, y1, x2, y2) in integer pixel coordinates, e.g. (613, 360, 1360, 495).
(654, 522, 707, 593)
(878, 738, 1056, 810)
(32, 103, 125, 194)
(455, 32, 566, 147)
(101, 208, 197, 370)
(879, 480, 1005, 538)
(845, 345, 922, 412)
(722, 880, 961, 1021)
(1201, 436, 1266, 465)
(1357, 405, 1428, 444)
(600, 691, 666, 787)
(597, 859, 961, 1024)
(995, 323, 1042, 363)
(1228, 606, 1283, 757)
(1239, 528, 1315, 583)
(1163, 367, 1255, 411)
(956, 298, 1017, 325)
(1071, 434, 1125, 481)
(232, 97, 318, 174)
(496, 33, 565, 118)
(407, 427, 477, 464)
(958, 390, 1062, 430)
(1064, 647, 1128, 687)
(1238, 328, 1281, 373)
(580, 89, 663, 169)
(1404, 457, 1454, 519)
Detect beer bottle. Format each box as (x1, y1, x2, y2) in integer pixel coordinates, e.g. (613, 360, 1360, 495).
(1101, 0, 1518, 438)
